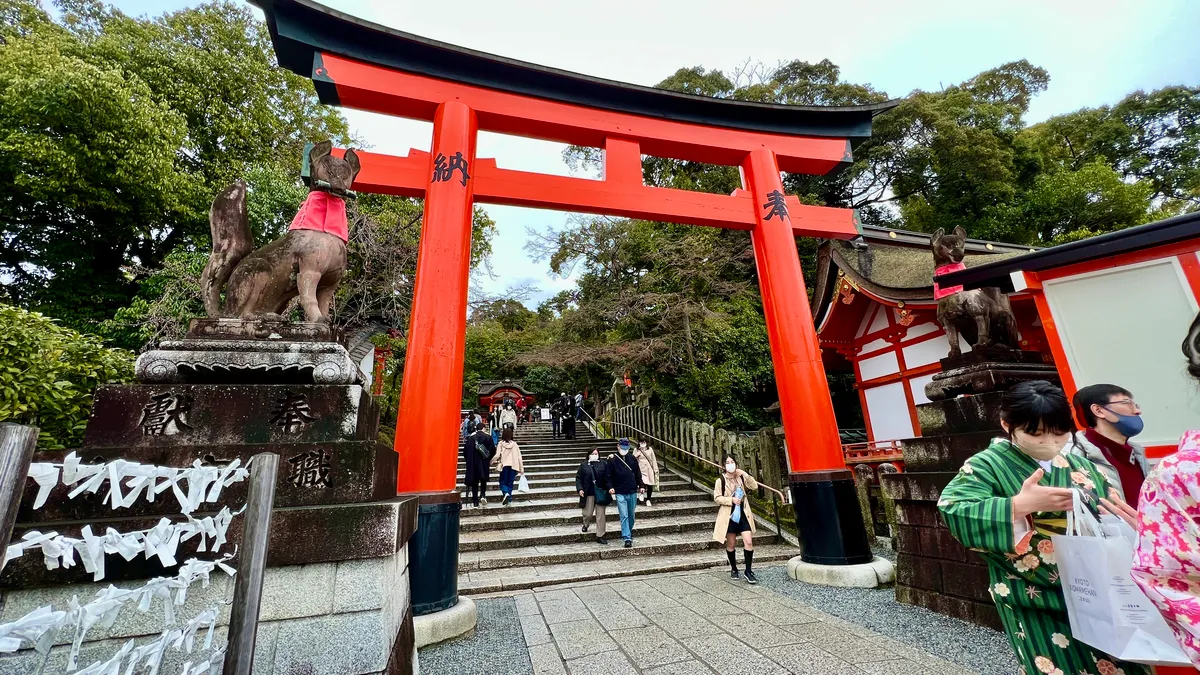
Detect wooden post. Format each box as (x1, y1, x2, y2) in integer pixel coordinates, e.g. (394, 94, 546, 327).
(224, 452, 279, 674)
(0, 423, 38, 565)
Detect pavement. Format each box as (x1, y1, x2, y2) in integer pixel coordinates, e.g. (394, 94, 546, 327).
(419, 564, 1017, 674)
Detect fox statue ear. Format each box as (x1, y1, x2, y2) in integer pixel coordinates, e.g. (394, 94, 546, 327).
(953, 225, 966, 239)
(310, 140, 333, 164)
(931, 228, 945, 244)
(343, 148, 362, 179)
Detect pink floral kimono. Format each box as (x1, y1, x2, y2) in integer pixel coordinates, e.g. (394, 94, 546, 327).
(1132, 429, 1200, 667)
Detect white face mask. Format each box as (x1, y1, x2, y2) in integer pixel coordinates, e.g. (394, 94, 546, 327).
(619, 447, 629, 456)
(639, 444, 647, 450)
(725, 463, 736, 473)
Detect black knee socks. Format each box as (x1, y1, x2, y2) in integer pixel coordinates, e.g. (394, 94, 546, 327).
(727, 549, 738, 571)
(744, 549, 754, 573)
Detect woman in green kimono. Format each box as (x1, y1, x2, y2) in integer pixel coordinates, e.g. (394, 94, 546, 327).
(939, 380, 1147, 675)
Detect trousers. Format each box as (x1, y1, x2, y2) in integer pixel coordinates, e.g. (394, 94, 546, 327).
(466, 480, 487, 506)
(614, 493, 638, 542)
(499, 466, 518, 496)
(581, 496, 607, 536)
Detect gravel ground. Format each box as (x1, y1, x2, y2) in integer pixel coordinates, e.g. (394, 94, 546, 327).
(417, 597, 533, 675)
(755, 564, 1018, 675)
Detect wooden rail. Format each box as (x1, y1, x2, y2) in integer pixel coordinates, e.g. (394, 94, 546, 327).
(224, 452, 279, 674)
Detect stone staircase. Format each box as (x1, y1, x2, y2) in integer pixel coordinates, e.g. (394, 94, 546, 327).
(457, 420, 796, 594)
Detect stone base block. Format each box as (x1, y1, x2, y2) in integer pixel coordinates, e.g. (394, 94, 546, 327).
(924, 361, 1059, 401)
(136, 339, 356, 385)
(413, 597, 477, 648)
(786, 555, 895, 588)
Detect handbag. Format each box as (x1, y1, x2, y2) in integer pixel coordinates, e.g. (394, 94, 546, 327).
(517, 474, 531, 493)
(1053, 490, 1190, 665)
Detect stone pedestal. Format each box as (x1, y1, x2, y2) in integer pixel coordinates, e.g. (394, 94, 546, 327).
(0, 331, 416, 674)
(882, 356, 1061, 631)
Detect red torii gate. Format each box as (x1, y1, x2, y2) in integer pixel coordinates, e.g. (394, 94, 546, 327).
(256, 0, 897, 614)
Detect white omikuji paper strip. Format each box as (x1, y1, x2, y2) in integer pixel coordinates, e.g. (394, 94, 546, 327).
(0, 556, 234, 672)
(3, 507, 243, 580)
(25, 454, 249, 515)
(70, 608, 221, 675)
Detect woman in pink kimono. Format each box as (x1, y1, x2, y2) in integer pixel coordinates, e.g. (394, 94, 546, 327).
(1127, 312, 1200, 666)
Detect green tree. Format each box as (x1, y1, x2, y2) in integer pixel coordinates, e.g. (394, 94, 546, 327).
(0, 0, 350, 330)
(0, 304, 133, 448)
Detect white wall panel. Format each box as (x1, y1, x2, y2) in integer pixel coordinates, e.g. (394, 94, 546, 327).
(860, 338, 890, 355)
(909, 374, 937, 406)
(859, 351, 899, 382)
(1044, 258, 1200, 447)
(904, 322, 940, 340)
(866, 306, 890, 335)
(864, 382, 915, 441)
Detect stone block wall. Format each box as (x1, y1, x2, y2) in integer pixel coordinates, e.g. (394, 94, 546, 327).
(881, 392, 1006, 631)
(0, 535, 414, 675)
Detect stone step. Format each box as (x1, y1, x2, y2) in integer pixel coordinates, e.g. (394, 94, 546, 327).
(460, 513, 717, 551)
(455, 466, 665, 488)
(456, 468, 579, 482)
(458, 542, 795, 592)
(455, 478, 689, 498)
(457, 489, 709, 516)
(459, 501, 716, 532)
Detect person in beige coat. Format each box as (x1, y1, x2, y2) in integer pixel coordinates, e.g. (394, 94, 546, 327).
(633, 440, 660, 506)
(491, 426, 524, 506)
(713, 456, 758, 584)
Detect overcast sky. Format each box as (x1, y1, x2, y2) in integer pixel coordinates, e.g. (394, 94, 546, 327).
(109, 0, 1200, 307)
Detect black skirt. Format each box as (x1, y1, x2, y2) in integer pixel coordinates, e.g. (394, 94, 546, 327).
(726, 514, 750, 535)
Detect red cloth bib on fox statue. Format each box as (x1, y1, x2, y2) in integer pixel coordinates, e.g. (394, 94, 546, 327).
(288, 191, 348, 242)
(933, 262, 966, 300)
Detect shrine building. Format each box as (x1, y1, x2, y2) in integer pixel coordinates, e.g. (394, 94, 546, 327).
(812, 226, 1051, 445)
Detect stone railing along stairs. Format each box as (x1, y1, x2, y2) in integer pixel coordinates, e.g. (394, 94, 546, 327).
(457, 420, 795, 593)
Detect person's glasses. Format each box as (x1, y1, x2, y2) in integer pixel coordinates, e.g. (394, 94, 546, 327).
(1106, 398, 1141, 411)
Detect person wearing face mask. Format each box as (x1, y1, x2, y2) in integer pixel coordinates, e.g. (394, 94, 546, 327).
(1066, 384, 1150, 506)
(939, 380, 1146, 675)
(499, 401, 518, 431)
(601, 438, 645, 548)
(714, 456, 759, 584)
(633, 440, 659, 507)
(575, 448, 610, 544)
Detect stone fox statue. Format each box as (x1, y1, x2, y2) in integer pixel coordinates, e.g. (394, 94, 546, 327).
(200, 141, 361, 323)
(932, 225, 1019, 358)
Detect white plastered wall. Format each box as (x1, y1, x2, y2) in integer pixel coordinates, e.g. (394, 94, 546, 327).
(1042, 256, 1200, 447)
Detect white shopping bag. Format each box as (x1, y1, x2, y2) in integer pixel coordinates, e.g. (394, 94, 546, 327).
(516, 475, 531, 494)
(1052, 490, 1190, 666)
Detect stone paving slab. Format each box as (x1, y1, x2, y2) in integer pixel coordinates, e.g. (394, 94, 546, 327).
(481, 566, 992, 674)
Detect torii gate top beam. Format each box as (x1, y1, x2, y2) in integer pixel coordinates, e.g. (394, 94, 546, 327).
(255, 0, 897, 237)
(254, 0, 897, 170)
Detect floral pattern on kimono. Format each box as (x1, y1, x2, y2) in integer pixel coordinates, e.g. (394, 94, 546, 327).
(939, 438, 1149, 675)
(1131, 429, 1200, 667)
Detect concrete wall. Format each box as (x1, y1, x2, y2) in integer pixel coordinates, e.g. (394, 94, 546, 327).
(0, 546, 413, 675)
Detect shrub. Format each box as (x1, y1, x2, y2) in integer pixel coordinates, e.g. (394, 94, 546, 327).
(0, 304, 134, 448)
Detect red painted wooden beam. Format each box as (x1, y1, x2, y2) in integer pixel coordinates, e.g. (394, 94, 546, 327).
(338, 147, 859, 239)
(318, 53, 851, 176)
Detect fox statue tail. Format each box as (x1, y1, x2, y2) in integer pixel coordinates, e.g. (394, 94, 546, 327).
(199, 180, 253, 318)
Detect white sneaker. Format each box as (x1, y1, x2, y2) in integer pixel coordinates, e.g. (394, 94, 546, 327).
(480, 497, 488, 507)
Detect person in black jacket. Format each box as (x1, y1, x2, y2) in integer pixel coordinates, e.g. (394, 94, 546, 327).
(602, 438, 645, 547)
(575, 448, 609, 544)
(462, 423, 496, 508)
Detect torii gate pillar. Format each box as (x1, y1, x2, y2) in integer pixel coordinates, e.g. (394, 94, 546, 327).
(744, 148, 872, 566)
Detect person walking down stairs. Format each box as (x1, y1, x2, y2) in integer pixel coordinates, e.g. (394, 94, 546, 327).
(499, 401, 518, 431)
(604, 438, 645, 548)
(575, 448, 610, 544)
(715, 456, 758, 584)
(462, 422, 496, 508)
(633, 440, 659, 507)
(492, 426, 525, 506)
